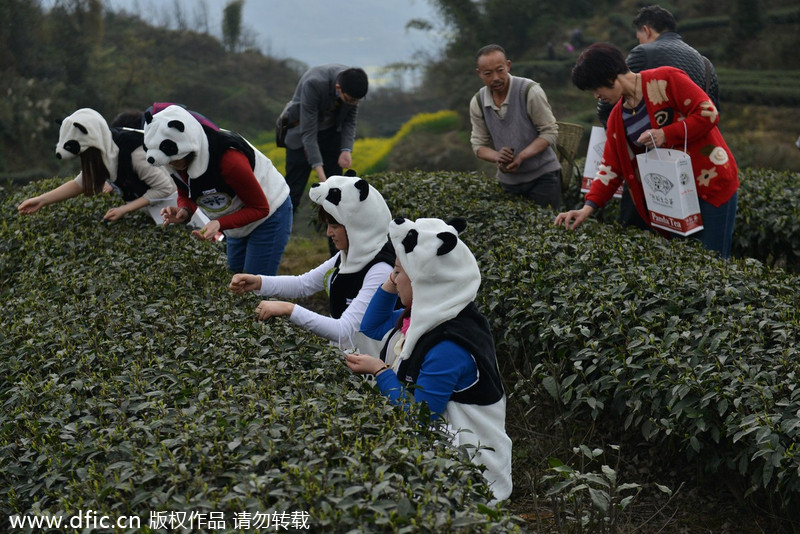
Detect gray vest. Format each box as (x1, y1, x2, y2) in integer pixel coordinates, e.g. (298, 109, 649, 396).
(480, 76, 561, 185)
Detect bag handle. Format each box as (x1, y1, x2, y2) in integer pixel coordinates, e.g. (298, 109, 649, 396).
(644, 121, 688, 161)
(646, 132, 661, 161)
(682, 121, 688, 152)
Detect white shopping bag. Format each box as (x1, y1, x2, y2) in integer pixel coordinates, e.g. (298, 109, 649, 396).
(581, 126, 622, 199)
(636, 142, 703, 236)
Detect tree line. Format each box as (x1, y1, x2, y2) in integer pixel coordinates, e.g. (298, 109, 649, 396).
(2, 0, 799, 178)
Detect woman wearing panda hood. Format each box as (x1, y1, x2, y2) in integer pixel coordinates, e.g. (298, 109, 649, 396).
(229, 175, 394, 355)
(143, 104, 292, 276)
(17, 108, 177, 223)
(345, 217, 513, 503)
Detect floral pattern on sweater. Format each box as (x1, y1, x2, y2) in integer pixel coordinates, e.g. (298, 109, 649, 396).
(586, 66, 738, 228)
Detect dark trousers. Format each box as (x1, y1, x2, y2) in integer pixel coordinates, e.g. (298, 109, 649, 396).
(284, 128, 343, 212)
(500, 170, 563, 210)
(618, 184, 651, 230)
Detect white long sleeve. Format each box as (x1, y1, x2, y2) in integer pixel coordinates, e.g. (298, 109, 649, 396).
(256, 255, 338, 299)
(130, 147, 177, 201)
(254, 255, 393, 348)
(290, 261, 392, 346)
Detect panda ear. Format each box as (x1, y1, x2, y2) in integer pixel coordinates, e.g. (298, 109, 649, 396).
(144, 110, 153, 124)
(446, 217, 467, 234)
(310, 183, 321, 189)
(167, 120, 185, 133)
(393, 216, 406, 225)
(344, 169, 357, 177)
(436, 232, 458, 256)
(354, 179, 369, 201)
(401, 229, 418, 253)
(326, 188, 342, 206)
(73, 122, 88, 135)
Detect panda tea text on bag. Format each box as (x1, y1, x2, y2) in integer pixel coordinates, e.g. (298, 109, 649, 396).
(636, 145, 703, 236)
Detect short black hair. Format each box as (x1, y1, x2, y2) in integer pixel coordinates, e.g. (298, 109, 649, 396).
(317, 206, 340, 226)
(571, 43, 629, 91)
(338, 68, 369, 100)
(476, 44, 507, 61)
(111, 110, 144, 129)
(633, 5, 677, 33)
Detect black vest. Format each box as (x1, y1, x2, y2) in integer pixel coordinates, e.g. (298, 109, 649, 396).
(328, 240, 395, 319)
(172, 127, 256, 201)
(110, 128, 149, 201)
(397, 303, 505, 406)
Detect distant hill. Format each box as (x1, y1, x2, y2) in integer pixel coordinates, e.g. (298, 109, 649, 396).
(2, 0, 799, 178)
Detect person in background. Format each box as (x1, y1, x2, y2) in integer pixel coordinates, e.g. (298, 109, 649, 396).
(555, 43, 739, 258)
(279, 65, 369, 212)
(17, 108, 177, 223)
(111, 103, 220, 132)
(228, 175, 393, 355)
(598, 4, 720, 230)
(143, 105, 292, 275)
(469, 44, 563, 209)
(345, 217, 512, 503)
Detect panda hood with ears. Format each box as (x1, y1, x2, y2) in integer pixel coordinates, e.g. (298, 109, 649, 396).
(55, 108, 119, 177)
(143, 104, 210, 177)
(309, 175, 392, 274)
(389, 217, 481, 361)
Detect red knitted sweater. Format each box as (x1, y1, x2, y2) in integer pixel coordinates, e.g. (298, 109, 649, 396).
(586, 66, 738, 224)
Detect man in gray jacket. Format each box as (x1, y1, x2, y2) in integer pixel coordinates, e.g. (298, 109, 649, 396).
(280, 65, 368, 211)
(598, 5, 720, 229)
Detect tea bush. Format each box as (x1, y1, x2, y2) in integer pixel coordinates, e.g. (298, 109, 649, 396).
(733, 168, 800, 269)
(0, 180, 523, 533)
(369, 169, 800, 518)
(563, 167, 800, 272)
(716, 69, 800, 106)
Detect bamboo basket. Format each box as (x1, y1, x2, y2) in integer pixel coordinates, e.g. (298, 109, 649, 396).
(555, 121, 585, 191)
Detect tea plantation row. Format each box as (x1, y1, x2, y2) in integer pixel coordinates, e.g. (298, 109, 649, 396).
(560, 167, 800, 271)
(3, 166, 799, 528)
(368, 168, 800, 519)
(0, 181, 522, 533)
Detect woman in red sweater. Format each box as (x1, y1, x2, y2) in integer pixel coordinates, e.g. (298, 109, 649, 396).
(143, 105, 292, 275)
(555, 43, 739, 258)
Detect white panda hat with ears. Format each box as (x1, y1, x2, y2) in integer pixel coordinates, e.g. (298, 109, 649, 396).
(389, 217, 481, 362)
(309, 175, 392, 274)
(55, 108, 119, 177)
(142, 104, 210, 176)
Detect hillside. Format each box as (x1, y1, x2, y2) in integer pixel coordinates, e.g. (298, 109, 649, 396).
(2, 0, 800, 178)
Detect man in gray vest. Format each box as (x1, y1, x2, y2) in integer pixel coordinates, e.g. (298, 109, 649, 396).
(469, 44, 562, 209)
(599, 5, 720, 229)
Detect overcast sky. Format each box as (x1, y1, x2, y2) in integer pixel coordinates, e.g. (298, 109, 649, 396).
(105, 0, 445, 86)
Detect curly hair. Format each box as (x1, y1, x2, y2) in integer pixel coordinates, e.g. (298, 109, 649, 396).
(571, 43, 629, 91)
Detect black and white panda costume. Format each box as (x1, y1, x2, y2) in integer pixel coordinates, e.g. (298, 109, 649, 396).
(364, 217, 512, 502)
(251, 175, 394, 355)
(54, 108, 177, 223)
(142, 104, 290, 239)
(143, 104, 292, 275)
